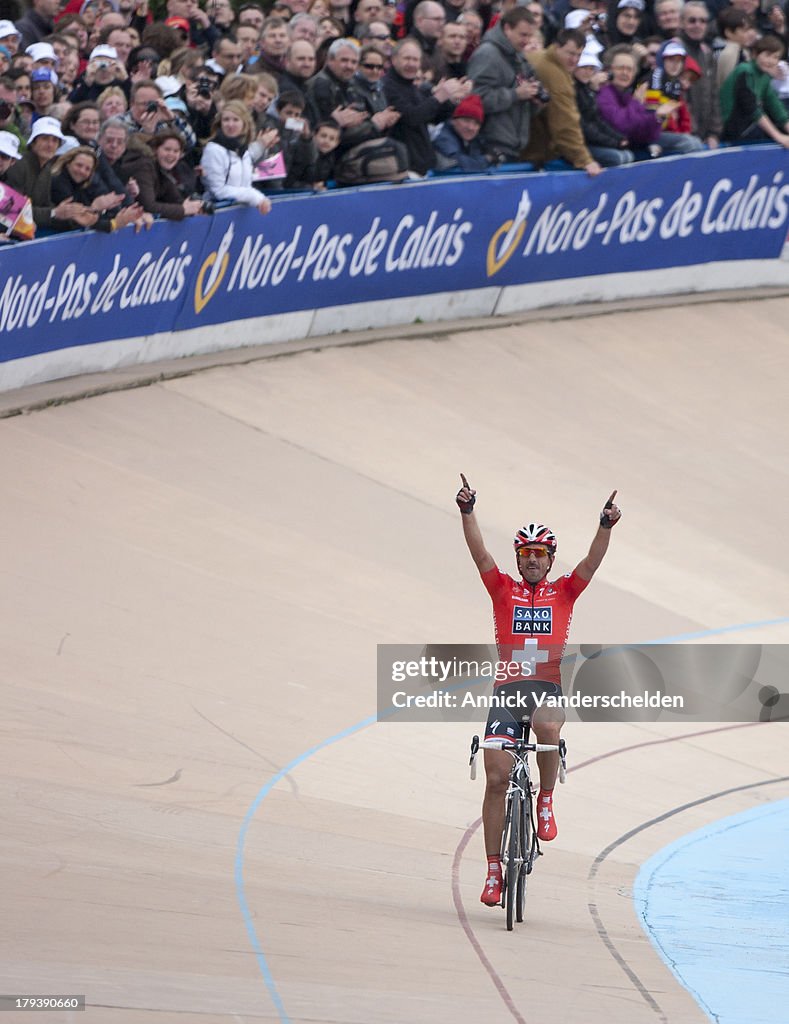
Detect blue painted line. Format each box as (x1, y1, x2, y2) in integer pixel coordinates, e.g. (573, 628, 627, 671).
(633, 799, 789, 1024)
(237, 613, 787, 1021)
(233, 713, 377, 1024)
(645, 616, 789, 644)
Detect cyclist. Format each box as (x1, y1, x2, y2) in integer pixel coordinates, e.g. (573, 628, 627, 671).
(455, 473, 621, 907)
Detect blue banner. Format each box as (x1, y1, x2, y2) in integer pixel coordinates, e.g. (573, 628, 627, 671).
(2, 147, 788, 366)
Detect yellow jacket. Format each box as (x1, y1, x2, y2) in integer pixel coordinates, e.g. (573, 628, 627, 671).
(522, 46, 593, 170)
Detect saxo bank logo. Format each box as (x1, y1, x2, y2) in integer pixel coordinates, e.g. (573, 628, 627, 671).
(487, 190, 531, 277)
(194, 224, 234, 313)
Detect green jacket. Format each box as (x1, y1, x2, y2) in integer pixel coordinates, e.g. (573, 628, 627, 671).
(4, 150, 55, 229)
(720, 60, 789, 138)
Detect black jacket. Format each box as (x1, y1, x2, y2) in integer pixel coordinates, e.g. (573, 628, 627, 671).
(383, 69, 452, 175)
(574, 81, 627, 149)
(305, 67, 378, 152)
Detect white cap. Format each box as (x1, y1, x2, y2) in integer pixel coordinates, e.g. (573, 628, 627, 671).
(204, 58, 226, 76)
(155, 75, 182, 98)
(26, 42, 57, 62)
(662, 39, 687, 58)
(617, 0, 645, 9)
(89, 44, 119, 61)
(565, 8, 592, 29)
(0, 129, 20, 159)
(577, 48, 603, 69)
(28, 116, 66, 143)
(0, 19, 20, 39)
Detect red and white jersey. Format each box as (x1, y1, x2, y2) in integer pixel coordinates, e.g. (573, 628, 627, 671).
(480, 565, 589, 687)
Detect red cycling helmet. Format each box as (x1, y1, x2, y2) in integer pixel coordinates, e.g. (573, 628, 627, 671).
(513, 523, 557, 555)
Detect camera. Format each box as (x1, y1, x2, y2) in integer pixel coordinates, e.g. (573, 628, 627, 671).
(145, 100, 159, 113)
(96, 59, 110, 69)
(528, 70, 552, 103)
(196, 76, 214, 98)
(284, 116, 305, 132)
(193, 193, 214, 214)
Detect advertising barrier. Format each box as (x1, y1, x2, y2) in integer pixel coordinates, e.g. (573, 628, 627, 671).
(1, 146, 788, 386)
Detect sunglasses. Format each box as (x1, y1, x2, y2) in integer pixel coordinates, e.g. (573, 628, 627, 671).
(686, 15, 708, 22)
(361, 61, 384, 70)
(516, 545, 551, 559)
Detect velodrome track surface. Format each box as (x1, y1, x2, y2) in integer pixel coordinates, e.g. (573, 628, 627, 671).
(2, 295, 788, 1024)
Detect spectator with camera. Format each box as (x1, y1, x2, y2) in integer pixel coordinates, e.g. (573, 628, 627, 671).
(69, 43, 128, 103)
(524, 28, 603, 173)
(121, 77, 196, 152)
(467, 8, 543, 163)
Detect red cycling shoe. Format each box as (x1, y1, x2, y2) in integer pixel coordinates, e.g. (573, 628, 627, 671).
(480, 871, 502, 906)
(537, 791, 557, 842)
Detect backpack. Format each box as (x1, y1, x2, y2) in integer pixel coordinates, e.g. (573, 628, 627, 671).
(334, 137, 409, 186)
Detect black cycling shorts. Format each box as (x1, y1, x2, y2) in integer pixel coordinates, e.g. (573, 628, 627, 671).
(484, 680, 563, 742)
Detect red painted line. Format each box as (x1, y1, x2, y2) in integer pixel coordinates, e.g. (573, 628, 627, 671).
(451, 815, 528, 1024)
(451, 719, 769, 1023)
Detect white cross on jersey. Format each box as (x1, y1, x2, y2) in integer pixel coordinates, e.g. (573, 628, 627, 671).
(512, 638, 549, 679)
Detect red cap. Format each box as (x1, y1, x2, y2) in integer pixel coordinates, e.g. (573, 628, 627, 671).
(165, 16, 190, 32)
(452, 94, 484, 124)
(683, 56, 702, 78)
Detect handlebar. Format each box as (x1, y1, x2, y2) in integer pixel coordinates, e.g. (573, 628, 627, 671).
(480, 740, 560, 752)
(469, 734, 568, 781)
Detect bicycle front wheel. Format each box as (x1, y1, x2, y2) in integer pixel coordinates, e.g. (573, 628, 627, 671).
(515, 792, 530, 922)
(503, 790, 521, 931)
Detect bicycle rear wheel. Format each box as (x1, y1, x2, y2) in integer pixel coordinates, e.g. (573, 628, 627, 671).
(503, 790, 521, 931)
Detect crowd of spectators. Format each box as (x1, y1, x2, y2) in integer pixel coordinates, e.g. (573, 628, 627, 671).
(1, 0, 789, 242)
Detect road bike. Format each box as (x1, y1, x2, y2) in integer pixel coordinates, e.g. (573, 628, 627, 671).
(469, 731, 567, 931)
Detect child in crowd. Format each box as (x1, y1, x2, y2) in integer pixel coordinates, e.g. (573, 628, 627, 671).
(310, 120, 341, 189)
(645, 39, 702, 146)
(256, 90, 317, 191)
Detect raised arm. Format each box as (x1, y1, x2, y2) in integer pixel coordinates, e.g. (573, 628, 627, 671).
(456, 473, 495, 574)
(574, 490, 622, 581)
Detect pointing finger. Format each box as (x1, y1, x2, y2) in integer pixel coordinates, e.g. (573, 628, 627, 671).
(605, 489, 617, 508)
(461, 473, 470, 489)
